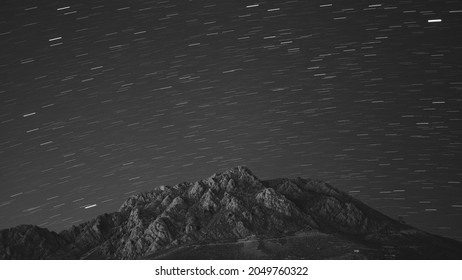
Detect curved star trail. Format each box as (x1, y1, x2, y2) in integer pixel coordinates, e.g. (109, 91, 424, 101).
(1, 0, 461, 240)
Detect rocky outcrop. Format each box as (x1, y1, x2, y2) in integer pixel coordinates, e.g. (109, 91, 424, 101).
(0, 225, 68, 259)
(1, 166, 461, 259)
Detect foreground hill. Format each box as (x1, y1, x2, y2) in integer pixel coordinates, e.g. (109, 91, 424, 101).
(1, 166, 461, 259)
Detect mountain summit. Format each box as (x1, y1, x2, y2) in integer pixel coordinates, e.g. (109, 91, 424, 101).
(1, 166, 461, 259)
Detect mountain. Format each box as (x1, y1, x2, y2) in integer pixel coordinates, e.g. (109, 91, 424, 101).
(1, 166, 461, 259)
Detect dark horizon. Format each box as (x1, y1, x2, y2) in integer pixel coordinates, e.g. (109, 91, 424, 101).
(1, 0, 462, 242)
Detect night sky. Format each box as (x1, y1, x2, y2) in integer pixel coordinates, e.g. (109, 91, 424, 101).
(1, 0, 461, 241)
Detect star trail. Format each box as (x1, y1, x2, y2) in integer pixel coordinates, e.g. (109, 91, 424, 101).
(1, 0, 462, 240)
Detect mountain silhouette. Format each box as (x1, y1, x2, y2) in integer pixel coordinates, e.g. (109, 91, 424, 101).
(1, 166, 461, 259)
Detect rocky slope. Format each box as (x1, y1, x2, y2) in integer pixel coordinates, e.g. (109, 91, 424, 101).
(1, 166, 461, 259)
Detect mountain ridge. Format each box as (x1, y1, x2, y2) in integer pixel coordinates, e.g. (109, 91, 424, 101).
(1, 166, 461, 259)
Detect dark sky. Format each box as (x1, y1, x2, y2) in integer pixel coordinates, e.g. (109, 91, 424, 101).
(1, 0, 461, 240)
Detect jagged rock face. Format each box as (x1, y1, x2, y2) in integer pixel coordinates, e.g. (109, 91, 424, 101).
(109, 167, 319, 259)
(1, 166, 462, 260)
(0, 225, 68, 259)
(265, 178, 402, 235)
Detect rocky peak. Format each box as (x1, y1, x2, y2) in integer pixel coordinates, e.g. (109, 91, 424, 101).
(221, 165, 255, 177)
(203, 165, 264, 193)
